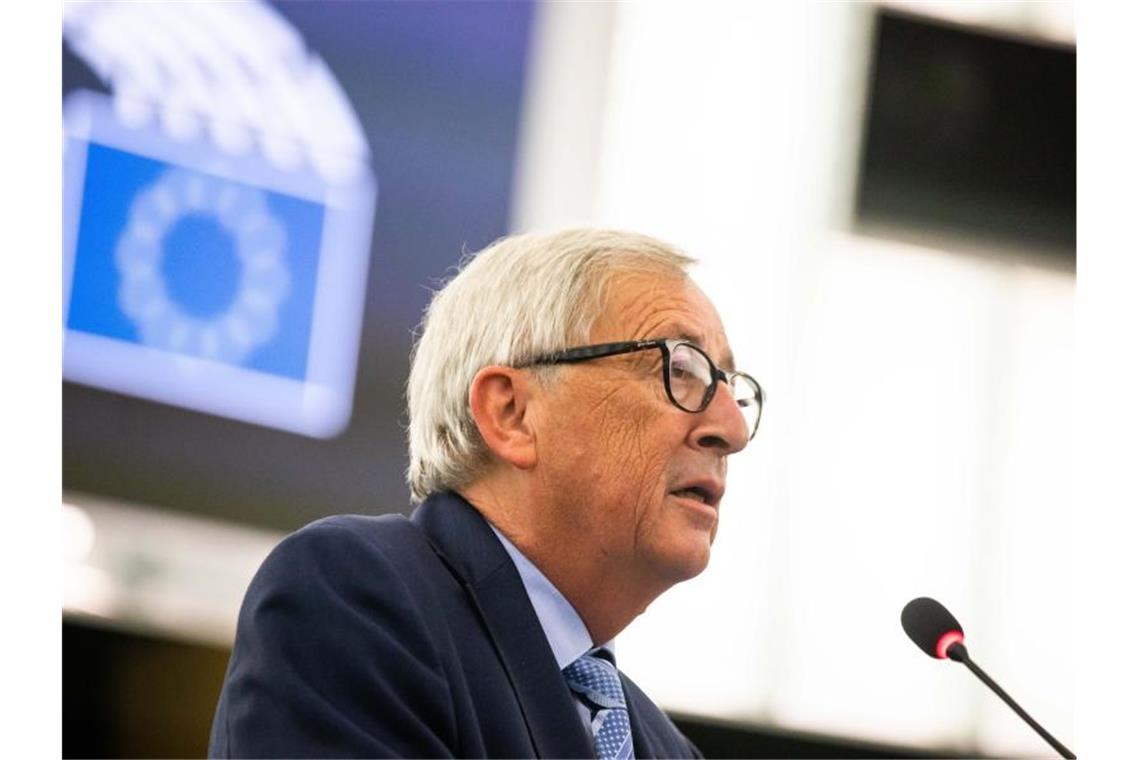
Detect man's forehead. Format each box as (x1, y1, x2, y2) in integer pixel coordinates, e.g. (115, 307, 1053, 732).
(601, 273, 736, 369)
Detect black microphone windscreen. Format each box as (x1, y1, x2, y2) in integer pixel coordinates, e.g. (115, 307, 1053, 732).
(901, 597, 965, 659)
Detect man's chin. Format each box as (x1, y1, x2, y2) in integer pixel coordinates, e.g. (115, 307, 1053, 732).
(655, 538, 712, 585)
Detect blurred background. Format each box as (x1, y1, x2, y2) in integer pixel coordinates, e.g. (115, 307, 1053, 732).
(61, 1, 1074, 757)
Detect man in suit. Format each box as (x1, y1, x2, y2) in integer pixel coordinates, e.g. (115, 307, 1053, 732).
(209, 229, 764, 758)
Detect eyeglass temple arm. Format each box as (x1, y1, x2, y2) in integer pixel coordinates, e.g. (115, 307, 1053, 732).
(529, 339, 662, 365)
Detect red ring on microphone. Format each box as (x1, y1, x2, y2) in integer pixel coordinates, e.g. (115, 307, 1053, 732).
(935, 630, 965, 659)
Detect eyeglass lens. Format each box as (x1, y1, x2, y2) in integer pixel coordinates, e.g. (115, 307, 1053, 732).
(668, 343, 761, 436)
(732, 375, 762, 437)
(667, 343, 713, 411)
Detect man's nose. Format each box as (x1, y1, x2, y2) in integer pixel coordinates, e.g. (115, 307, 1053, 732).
(690, 379, 749, 455)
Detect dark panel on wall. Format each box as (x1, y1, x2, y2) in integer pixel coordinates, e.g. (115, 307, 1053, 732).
(856, 10, 1075, 262)
(64, 620, 232, 758)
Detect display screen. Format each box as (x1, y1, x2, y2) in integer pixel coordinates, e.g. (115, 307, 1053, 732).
(62, 0, 536, 528)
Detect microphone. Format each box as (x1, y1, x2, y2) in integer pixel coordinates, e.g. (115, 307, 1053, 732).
(900, 597, 1075, 759)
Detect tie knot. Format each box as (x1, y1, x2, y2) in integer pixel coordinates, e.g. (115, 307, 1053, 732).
(563, 653, 627, 711)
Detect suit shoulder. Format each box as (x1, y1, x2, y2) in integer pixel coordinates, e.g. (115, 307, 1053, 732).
(236, 510, 452, 676)
(268, 512, 427, 568)
(246, 511, 444, 615)
(287, 511, 417, 546)
(214, 512, 459, 758)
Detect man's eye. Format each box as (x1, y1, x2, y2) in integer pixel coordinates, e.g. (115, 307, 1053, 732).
(670, 361, 692, 379)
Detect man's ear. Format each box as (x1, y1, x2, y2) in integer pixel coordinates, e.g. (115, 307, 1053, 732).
(468, 366, 538, 470)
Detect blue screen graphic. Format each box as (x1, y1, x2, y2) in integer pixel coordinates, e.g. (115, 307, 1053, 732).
(68, 144, 325, 381)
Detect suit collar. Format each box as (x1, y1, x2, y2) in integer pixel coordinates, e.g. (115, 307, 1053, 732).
(485, 520, 596, 670)
(411, 492, 594, 759)
(410, 491, 509, 584)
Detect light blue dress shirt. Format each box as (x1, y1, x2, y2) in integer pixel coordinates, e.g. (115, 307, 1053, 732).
(487, 521, 617, 733)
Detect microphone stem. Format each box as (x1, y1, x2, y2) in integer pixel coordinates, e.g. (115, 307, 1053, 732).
(952, 648, 1075, 759)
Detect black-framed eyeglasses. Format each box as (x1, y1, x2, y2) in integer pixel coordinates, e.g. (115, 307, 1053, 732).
(521, 338, 765, 441)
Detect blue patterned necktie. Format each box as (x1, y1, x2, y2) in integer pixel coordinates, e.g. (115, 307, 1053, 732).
(563, 652, 634, 760)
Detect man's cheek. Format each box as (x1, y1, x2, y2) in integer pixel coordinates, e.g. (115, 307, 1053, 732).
(609, 413, 666, 486)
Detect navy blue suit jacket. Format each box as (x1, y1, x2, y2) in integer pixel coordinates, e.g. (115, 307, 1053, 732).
(209, 491, 701, 758)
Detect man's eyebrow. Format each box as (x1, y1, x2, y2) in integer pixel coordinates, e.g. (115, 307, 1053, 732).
(672, 332, 736, 372)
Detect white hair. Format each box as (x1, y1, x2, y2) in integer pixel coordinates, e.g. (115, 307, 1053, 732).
(405, 228, 695, 502)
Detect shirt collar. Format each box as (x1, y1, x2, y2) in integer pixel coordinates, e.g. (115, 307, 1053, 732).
(487, 521, 614, 669)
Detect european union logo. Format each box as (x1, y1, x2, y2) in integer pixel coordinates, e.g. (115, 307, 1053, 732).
(64, 92, 376, 437)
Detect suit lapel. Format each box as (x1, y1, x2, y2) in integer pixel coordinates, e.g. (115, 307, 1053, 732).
(624, 677, 663, 759)
(412, 493, 594, 759)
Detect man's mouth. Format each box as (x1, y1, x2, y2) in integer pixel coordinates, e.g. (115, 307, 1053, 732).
(671, 486, 714, 505)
